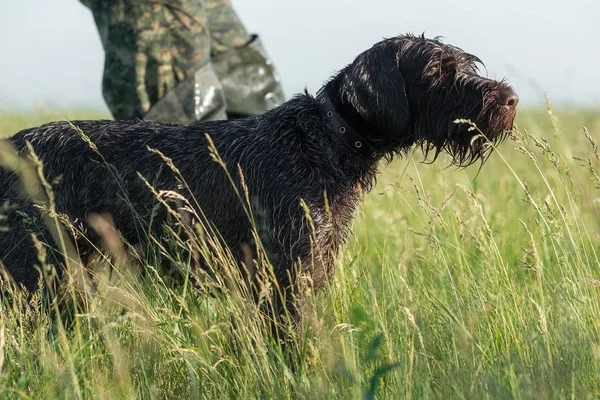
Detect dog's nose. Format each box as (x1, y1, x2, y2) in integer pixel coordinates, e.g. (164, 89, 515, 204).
(496, 89, 519, 108)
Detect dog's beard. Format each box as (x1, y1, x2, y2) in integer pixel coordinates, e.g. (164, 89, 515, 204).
(414, 99, 515, 167)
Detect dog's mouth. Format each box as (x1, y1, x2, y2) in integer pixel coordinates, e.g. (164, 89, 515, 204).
(451, 85, 518, 165)
(421, 101, 517, 167)
(453, 98, 517, 165)
(477, 88, 518, 141)
(416, 107, 516, 167)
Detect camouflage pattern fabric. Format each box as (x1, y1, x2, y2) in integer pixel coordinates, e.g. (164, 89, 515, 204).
(81, 0, 251, 120)
(205, 0, 251, 55)
(212, 35, 285, 116)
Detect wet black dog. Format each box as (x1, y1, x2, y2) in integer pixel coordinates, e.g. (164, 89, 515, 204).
(0, 34, 517, 324)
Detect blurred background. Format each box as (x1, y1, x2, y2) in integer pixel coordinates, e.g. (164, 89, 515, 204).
(0, 0, 598, 111)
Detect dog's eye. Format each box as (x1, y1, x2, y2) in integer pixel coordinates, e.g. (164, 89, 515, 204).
(441, 58, 456, 72)
(429, 57, 456, 76)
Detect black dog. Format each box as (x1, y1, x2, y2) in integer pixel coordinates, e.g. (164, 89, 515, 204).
(0, 34, 517, 323)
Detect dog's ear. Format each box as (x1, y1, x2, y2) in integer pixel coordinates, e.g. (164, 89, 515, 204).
(341, 44, 410, 138)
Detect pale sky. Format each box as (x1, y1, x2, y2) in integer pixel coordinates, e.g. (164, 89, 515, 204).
(1, 0, 598, 111)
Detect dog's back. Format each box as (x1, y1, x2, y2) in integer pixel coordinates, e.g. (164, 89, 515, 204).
(0, 107, 320, 293)
(1, 119, 207, 292)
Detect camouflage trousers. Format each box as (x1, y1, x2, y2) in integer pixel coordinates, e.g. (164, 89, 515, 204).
(82, 0, 284, 123)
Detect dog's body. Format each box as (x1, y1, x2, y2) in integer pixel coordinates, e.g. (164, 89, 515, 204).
(0, 35, 517, 322)
(1, 103, 360, 300)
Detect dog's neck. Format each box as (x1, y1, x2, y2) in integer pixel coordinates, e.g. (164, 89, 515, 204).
(315, 87, 378, 160)
(320, 75, 408, 161)
(312, 82, 384, 193)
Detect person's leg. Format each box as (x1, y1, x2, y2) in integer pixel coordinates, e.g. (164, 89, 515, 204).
(82, 0, 227, 123)
(206, 0, 286, 117)
(205, 0, 251, 55)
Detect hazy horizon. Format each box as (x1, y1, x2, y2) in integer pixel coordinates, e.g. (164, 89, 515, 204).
(1, 0, 598, 112)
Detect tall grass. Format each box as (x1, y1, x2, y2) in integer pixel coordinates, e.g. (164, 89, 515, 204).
(0, 105, 599, 399)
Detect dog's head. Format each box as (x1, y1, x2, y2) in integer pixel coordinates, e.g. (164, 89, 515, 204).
(338, 34, 518, 166)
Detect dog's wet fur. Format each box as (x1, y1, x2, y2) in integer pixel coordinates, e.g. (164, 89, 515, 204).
(0, 34, 517, 325)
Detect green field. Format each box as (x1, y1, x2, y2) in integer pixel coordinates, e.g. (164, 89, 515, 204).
(1, 105, 600, 399)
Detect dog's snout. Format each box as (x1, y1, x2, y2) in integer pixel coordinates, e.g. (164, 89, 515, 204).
(496, 89, 519, 108)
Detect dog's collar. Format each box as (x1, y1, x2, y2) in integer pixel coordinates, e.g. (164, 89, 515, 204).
(316, 87, 378, 160)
